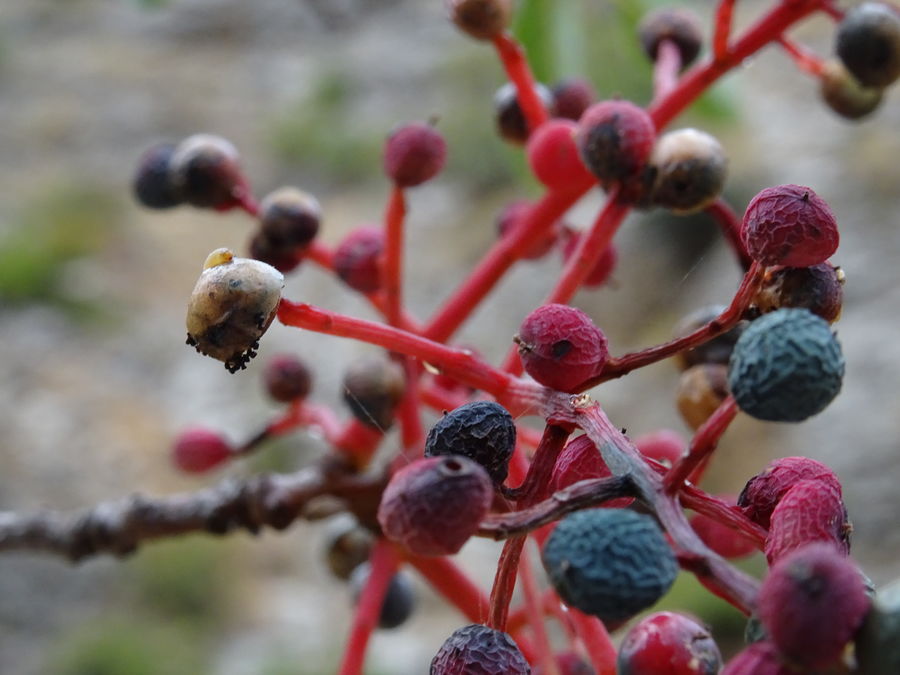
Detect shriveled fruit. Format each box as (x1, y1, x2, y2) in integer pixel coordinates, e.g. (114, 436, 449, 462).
(431, 623, 530, 674)
(764, 479, 851, 563)
(753, 263, 844, 323)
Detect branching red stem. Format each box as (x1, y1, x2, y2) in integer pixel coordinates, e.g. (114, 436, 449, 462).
(664, 396, 739, 493)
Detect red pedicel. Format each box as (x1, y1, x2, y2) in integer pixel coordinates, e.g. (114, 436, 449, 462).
(562, 232, 617, 288)
(690, 495, 757, 560)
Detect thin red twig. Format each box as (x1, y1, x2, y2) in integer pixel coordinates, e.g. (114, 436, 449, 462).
(664, 396, 739, 493)
(491, 32, 550, 133)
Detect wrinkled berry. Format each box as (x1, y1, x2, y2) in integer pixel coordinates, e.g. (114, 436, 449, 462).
(617, 611, 722, 675)
(515, 304, 609, 393)
(263, 354, 312, 403)
(765, 479, 851, 563)
(649, 128, 728, 214)
(384, 122, 447, 187)
(753, 263, 844, 323)
(185, 248, 284, 373)
(342, 356, 405, 430)
(676, 363, 729, 430)
(728, 308, 844, 422)
(576, 100, 656, 184)
(496, 200, 559, 260)
(323, 518, 374, 580)
(758, 542, 870, 668)
(836, 2, 900, 88)
(133, 142, 182, 209)
(349, 563, 416, 629)
(638, 8, 704, 67)
(561, 233, 617, 288)
(552, 78, 596, 121)
(169, 134, 245, 209)
(495, 81, 555, 144)
(258, 187, 321, 248)
(378, 456, 493, 556)
(527, 119, 594, 190)
(673, 305, 747, 371)
(424, 401, 516, 485)
(431, 623, 530, 674)
(333, 226, 384, 293)
(740, 184, 839, 268)
(172, 427, 232, 473)
(721, 641, 793, 675)
(690, 496, 757, 560)
(446, 0, 513, 41)
(549, 435, 633, 508)
(820, 58, 884, 120)
(541, 509, 678, 622)
(738, 456, 843, 529)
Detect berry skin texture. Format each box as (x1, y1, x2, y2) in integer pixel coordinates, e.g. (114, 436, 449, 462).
(758, 542, 870, 669)
(637, 8, 704, 68)
(753, 263, 844, 323)
(342, 356, 405, 430)
(496, 200, 559, 260)
(430, 623, 530, 675)
(552, 78, 596, 121)
(526, 119, 594, 190)
(383, 122, 447, 188)
(169, 134, 245, 209)
(562, 233, 617, 288)
(378, 456, 493, 556)
(446, 0, 512, 41)
(820, 58, 884, 120)
(764, 479, 851, 563)
(349, 564, 416, 630)
(649, 128, 728, 214)
(541, 509, 678, 622)
(424, 401, 517, 485)
(185, 248, 284, 373)
(721, 641, 794, 675)
(258, 187, 321, 248)
(333, 226, 384, 293)
(576, 100, 656, 184)
(617, 611, 722, 675)
(727, 308, 844, 422)
(836, 2, 900, 88)
(516, 304, 609, 393)
(549, 435, 633, 508)
(740, 184, 839, 268)
(133, 142, 182, 209)
(262, 354, 312, 403)
(172, 427, 232, 473)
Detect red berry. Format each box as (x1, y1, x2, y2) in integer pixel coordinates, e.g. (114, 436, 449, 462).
(764, 479, 851, 563)
(550, 435, 633, 508)
(172, 427, 231, 473)
(721, 641, 794, 675)
(552, 78, 596, 121)
(633, 429, 685, 466)
(431, 623, 530, 674)
(561, 232, 617, 288)
(740, 184, 839, 268)
(333, 226, 384, 293)
(638, 8, 704, 68)
(377, 456, 493, 556)
(758, 542, 870, 669)
(617, 611, 722, 675)
(383, 122, 447, 188)
(738, 456, 842, 529)
(576, 100, 656, 184)
(496, 199, 560, 260)
(515, 303, 609, 393)
(527, 119, 594, 190)
(263, 354, 312, 403)
(689, 495, 757, 560)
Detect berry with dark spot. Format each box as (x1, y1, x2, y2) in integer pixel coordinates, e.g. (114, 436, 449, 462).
(349, 563, 416, 629)
(673, 305, 747, 371)
(258, 187, 321, 248)
(133, 142, 182, 209)
(617, 611, 722, 675)
(541, 509, 678, 622)
(836, 2, 900, 88)
(562, 233, 617, 288)
(446, 0, 513, 41)
(169, 134, 245, 209)
(820, 58, 884, 120)
(765, 479, 851, 563)
(495, 81, 555, 144)
(721, 641, 793, 675)
(333, 226, 384, 293)
(753, 263, 844, 323)
(576, 100, 656, 185)
(172, 427, 232, 473)
(431, 623, 530, 674)
(263, 354, 312, 403)
(758, 542, 870, 669)
(496, 200, 560, 260)
(649, 128, 728, 214)
(676, 363, 729, 430)
(549, 435, 633, 508)
(527, 119, 594, 190)
(378, 456, 493, 556)
(552, 78, 596, 121)
(384, 122, 447, 187)
(638, 8, 704, 68)
(740, 184, 839, 268)
(342, 356, 405, 430)
(515, 304, 609, 393)
(424, 401, 517, 485)
(728, 308, 844, 422)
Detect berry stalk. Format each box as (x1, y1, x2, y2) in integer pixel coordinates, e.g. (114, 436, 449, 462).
(569, 609, 617, 675)
(382, 185, 407, 327)
(491, 32, 550, 133)
(705, 197, 752, 269)
(777, 35, 827, 76)
(713, 0, 736, 62)
(664, 395, 739, 493)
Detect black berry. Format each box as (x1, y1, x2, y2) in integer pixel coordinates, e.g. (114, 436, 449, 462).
(133, 142, 182, 209)
(431, 623, 530, 674)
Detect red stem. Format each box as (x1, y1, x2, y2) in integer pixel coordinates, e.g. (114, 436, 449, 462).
(491, 32, 550, 133)
(664, 396, 739, 494)
(705, 197, 752, 270)
(396, 360, 426, 460)
(337, 539, 398, 675)
(652, 40, 683, 103)
(518, 545, 560, 675)
(713, 0, 736, 62)
(569, 609, 617, 675)
(505, 425, 571, 503)
(333, 420, 385, 465)
(488, 537, 526, 631)
(382, 186, 407, 327)
(777, 34, 826, 76)
(406, 555, 490, 623)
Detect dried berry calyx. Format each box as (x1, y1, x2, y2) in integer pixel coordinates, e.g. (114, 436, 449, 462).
(424, 401, 516, 485)
(836, 2, 900, 88)
(431, 623, 530, 675)
(617, 611, 722, 675)
(383, 122, 448, 188)
(446, 0, 513, 41)
(648, 128, 728, 214)
(185, 248, 284, 373)
(728, 308, 844, 422)
(637, 8, 704, 68)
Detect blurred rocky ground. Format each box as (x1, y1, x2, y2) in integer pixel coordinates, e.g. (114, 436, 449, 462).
(0, 0, 897, 673)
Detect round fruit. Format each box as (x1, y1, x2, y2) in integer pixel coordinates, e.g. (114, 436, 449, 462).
(638, 8, 704, 67)
(383, 122, 447, 187)
(690, 497, 757, 560)
(764, 479, 851, 563)
(132, 142, 182, 209)
(446, 0, 513, 41)
(431, 623, 530, 674)
(323, 518, 374, 580)
(820, 58, 884, 120)
(172, 427, 231, 473)
(649, 128, 727, 213)
(576, 100, 656, 184)
(836, 2, 900, 88)
(333, 226, 384, 293)
(552, 78, 596, 121)
(263, 354, 312, 402)
(617, 611, 722, 675)
(349, 563, 416, 629)
(169, 134, 244, 209)
(527, 118, 594, 190)
(753, 263, 844, 323)
(495, 81, 555, 144)
(258, 187, 321, 248)
(248, 230, 302, 274)
(342, 356, 405, 430)
(549, 435, 633, 508)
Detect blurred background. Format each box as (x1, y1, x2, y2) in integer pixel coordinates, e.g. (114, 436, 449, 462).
(0, 0, 897, 673)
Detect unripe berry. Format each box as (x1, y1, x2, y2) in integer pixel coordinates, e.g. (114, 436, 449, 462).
(576, 100, 656, 185)
(673, 305, 747, 371)
(248, 230, 303, 274)
(132, 142, 182, 209)
(258, 187, 321, 248)
(446, 0, 513, 41)
(676, 363, 729, 430)
(758, 542, 870, 669)
(349, 563, 416, 629)
(549, 435, 633, 508)
(561, 233, 617, 288)
(323, 519, 374, 580)
(169, 134, 244, 209)
(649, 128, 728, 214)
(172, 427, 232, 473)
(333, 226, 384, 293)
(262, 354, 312, 403)
(740, 184, 839, 268)
(690, 496, 757, 560)
(526, 119, 594, 190)
(738, 456, 843, 529)
(617, 611, 722, 675)
(552, 78, 596, 121)
(342, 356, 405, 430)
(753, 263, 844, 323)
(378, 456, 493, 556)
(836, 2, 900, 88)
(495, 81, 555, 144)
(431, 623, 530, 675)
(515, 304, 609, 393)
(424, 401, 517, 485)
(765, 479, 851, 563)
(496, 200, 559, 260)
(541, 509, 678, 622)
(638, 8, 704, 68)
(185, 248, 284, 373)
(721, 641, 793, 675)
(633, 429, 685, 466)
(820, 58, 884, 120)
(728, 308, 844, 422)
(383, 122, 447, 187)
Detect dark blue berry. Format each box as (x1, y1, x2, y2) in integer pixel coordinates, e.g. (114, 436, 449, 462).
(424, 401, 516, 485)
(728, 308, 844, 422)
(349, 564, 416, 630)
(541, 509, 678, 623)
(133, 142, 182, 209)
(431, 623, 530, 674)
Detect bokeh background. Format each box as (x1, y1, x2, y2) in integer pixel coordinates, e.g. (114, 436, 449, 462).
(0, 0, 898, 673)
